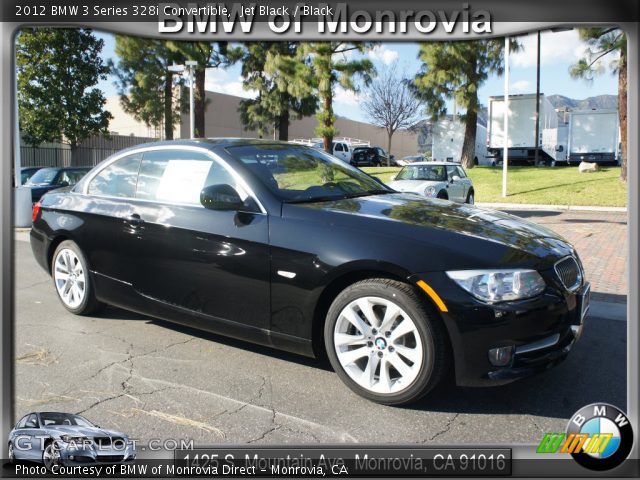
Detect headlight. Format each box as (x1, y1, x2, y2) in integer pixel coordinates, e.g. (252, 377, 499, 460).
(424, 186, 437, 197)
(446, 269, 546, 303)
(60, 435, 89, 446)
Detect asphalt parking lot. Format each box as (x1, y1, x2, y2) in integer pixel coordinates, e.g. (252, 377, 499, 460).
(13, 209, 627, 447)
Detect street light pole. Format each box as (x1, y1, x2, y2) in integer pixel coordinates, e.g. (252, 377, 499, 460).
(185, 60, 197, 139)
(169, 61, 199, 139)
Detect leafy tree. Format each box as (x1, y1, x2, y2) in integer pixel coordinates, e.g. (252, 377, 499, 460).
(299, 43, 375, 153)
(362, 63, 423, 165)
(570, 28, 627, 182)
(239, 42, 317, 141)
(411, 39, 519, 169)
(165, 42, 242, 137)
(111, 36, 186, 140)
(16, 28, 112, 163)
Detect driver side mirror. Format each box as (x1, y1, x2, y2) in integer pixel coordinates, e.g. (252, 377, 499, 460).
(390, 175, 396, 181)
(200, 184, 245, 211)
(59, 180, 70, 187)
(451, 175, 461, 182)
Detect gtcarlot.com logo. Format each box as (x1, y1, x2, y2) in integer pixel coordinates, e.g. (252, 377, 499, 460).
(537, 403, 634, 471)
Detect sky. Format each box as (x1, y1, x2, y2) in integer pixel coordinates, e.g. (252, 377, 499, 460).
(95, 30, 619, 124)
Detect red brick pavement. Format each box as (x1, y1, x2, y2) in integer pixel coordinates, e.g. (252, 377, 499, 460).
(506, 210, 628, 303)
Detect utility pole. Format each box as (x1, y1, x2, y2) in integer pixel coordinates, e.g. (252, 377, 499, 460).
(534, 31, 541, 166)
(502, 36, 510, 198)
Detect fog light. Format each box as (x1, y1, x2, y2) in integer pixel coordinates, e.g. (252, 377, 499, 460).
(488, 346, 514, 367)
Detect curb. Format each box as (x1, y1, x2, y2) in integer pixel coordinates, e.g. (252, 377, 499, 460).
(476, 202, 627, 213)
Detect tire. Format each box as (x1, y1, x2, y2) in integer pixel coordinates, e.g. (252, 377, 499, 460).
(42, 441, 61, 471)
(8, 442, 15, 464)
(466, 190, 475, 204)
(436, 191, 448, 200)
(324, 278, 448, 405)
(51, 240, 103, 315)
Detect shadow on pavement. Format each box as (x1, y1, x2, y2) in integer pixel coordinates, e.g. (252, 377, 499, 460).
(96, 304, 626, 420)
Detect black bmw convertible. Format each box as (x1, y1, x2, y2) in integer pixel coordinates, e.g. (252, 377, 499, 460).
(30, 139, 589, 405)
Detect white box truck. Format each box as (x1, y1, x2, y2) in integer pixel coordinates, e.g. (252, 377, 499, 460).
(487, 93, 559, 164)
(567, 109, 620, 165)
(432, 118, 495, 165)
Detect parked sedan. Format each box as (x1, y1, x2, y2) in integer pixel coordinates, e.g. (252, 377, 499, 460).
(25, 167, 92, 202)
(8, 412, 135, 470)
(351, 147, 391, 167)
(388, 162, 475, 204)
(31, 139, 589, 405)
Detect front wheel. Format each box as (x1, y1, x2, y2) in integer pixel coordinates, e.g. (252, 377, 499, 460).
(42, 442, 61, 471)
(324, 279, 448, 405)
(466, 190, 475, 204)
(52, 240, 103, 315)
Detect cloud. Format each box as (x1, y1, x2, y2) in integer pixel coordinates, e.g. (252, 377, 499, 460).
(511, 30, 588, 68)
(204, 68, 256, 99)
(510, 80, 532, 92)
(334, 86, 364, 107)
(368, 45, 399, 65)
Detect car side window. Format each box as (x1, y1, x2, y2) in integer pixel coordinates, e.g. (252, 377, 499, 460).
(67, 170, 88, 184)
(335, 143, 344, 152)
(25, 414, 38, 428)
(88, 153, 142, 198)
(456, 166, 467, 178)
(136, 149, 237, 206)
(446, 166, 457, 181)
(16, 415, 29, 429)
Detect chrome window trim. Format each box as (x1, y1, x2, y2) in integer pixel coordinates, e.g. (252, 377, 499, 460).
(80, 144, 267, 215)
(554, 256, 583, 293)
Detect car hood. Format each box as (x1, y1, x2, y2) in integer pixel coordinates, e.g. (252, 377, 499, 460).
(286, 193, 575, 267)
(45, 425, 127, 438)
(388, 180, 444, 192)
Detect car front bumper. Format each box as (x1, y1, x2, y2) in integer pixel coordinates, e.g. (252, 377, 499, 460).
(58, 444, 136, 465)
(411, 272, 589, 387)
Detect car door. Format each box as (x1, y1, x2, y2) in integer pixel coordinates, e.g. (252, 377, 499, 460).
(20, 413, 42, 461)
(10, 415, 29, 460)
(445, 165, 465, 202)
(333, 142, 345, 161)
(455, 166, 472, 199)
(128, 148, 270, 330)
(82, 152, 143, 285)
(377, 148, 388, 165)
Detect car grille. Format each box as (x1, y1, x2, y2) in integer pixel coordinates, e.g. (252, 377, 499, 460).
(94, 437, 124, 447)
(554, 256, 582, 292)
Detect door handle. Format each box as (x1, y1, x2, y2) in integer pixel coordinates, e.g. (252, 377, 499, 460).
(125, 213, 144, 228)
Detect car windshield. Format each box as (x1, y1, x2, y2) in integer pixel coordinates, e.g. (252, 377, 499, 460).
(395, 165, 447, 181)
(26, 168, 58, 185)
(39, 412, 95, 427)
(226, 144, 391, 203)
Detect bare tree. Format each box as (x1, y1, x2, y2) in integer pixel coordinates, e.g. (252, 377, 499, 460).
(361, 63, 423, 165)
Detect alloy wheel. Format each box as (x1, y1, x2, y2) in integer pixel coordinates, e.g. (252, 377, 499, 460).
(42, 442, 60, 470)
(333, 296, 424, 394)
(53, 248, 86, 309)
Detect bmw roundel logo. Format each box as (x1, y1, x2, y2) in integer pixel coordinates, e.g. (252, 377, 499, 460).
(566, 403, 634, 471)
(375, 338, 387, 350)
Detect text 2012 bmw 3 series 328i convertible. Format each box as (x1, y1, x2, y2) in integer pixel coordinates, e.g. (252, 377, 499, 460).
(31, 139, 590, 405)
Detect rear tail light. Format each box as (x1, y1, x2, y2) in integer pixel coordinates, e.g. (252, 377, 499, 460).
(32, 202, 41, 222)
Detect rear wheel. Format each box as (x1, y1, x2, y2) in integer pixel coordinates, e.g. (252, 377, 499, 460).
(324, 279, 448, 405)
(52, 240, 103, 315)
